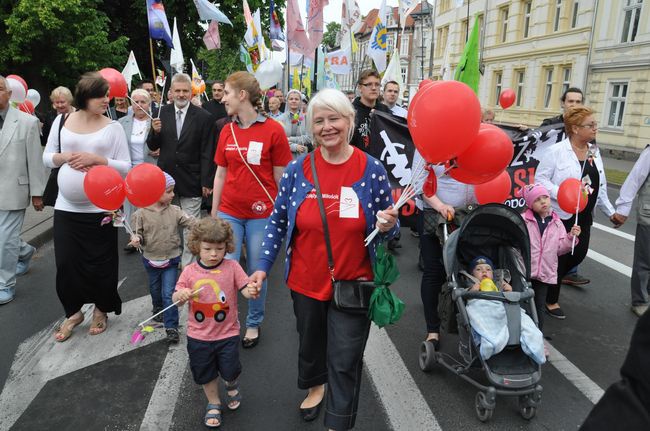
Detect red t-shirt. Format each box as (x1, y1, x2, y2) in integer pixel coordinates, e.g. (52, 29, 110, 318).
(215, 119, 292, 219)
(287, 147, 373, 300)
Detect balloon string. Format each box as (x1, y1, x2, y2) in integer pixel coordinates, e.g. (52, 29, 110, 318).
(126, 95, 154, 121)
(571, 157, 589, 255)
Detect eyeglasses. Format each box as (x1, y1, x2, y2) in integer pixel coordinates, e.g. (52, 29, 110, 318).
(359, 83, 381, 88)
(578, 122, 598, 130)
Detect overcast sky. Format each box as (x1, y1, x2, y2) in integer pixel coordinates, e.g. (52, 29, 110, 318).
(298, 0, 401, 25)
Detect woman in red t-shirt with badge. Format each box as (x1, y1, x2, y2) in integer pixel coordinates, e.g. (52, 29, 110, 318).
(211, 72, 292, 348)
(250, 89, 399, 430)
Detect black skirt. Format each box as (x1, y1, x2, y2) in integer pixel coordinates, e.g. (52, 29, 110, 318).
(54, 210, 121, 317)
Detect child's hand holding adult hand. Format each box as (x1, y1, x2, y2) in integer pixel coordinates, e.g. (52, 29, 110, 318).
(570, 225, 581, 237)
(244, 282, 261, 299)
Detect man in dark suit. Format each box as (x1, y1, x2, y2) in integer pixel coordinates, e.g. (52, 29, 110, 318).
(148, 73, 215, 266)
(202, 80, 228, 123)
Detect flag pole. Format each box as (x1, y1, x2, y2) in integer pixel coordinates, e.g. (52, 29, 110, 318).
(149, 38, 157, 82)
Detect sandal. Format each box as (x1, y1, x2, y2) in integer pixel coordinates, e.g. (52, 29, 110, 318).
(54, 314, 84, 342)
(89, 312, 108, 335)
(224, 379, 242, 410)
(204, 403, 222, 428)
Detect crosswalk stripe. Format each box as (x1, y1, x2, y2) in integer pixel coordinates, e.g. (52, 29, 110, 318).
(365, 326, 442, 431)
(592, 222, 635, 241)
(546, 342, 605, 404)
(586, 249, 633, 277)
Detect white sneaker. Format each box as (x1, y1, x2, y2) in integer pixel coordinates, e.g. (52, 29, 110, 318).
(16, 245, 36, 277)
(631, 305, 648, 317)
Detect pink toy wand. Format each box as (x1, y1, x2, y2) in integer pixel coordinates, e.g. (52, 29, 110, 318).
(130, 286, 204, 345)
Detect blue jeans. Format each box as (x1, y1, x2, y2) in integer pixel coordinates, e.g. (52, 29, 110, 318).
(143, 256, 181, 329)
(218, 211, 268, 329)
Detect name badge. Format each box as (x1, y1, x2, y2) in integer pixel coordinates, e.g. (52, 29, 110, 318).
(339, 187, 359, 219)
(247, 141, 263, 165)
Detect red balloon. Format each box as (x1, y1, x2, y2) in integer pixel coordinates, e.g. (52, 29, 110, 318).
(99, 68, 128, 99)
(408, 81, 481, 164)
(125, 163, 166, 207)
(455, 125, 514, 179)
(423, 169, 437, 198)
(18, 100, 34, 114)
(446, 160, 501, 185)
(7, 74, 28, 92)
(474, 171, 512, 204)
(83, 166, 126, 210)
(418, 79, 435, 90)
(499, 89, 516, 109)
(557, 178, 588, 213)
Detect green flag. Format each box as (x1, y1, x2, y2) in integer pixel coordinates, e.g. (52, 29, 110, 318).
(454, 16, 480, 94)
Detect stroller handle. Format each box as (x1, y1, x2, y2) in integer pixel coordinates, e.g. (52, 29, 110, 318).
(458, 289, 534, 303)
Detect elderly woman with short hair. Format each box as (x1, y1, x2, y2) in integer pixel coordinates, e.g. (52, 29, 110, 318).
(536, 106, 616, 319)
(41, 86, 75, 146)
(250, 88, 399, 430)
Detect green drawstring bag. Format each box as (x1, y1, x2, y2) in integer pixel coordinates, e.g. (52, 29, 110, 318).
(368, 242, 405, 327)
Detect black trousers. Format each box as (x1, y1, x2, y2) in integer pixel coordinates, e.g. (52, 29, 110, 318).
(419, 211, 446, 333)
(530, 279, 553, 331)
(546, 218, 592, 305)
(291, 290, 371, 430)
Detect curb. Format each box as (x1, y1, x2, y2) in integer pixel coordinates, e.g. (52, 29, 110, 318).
(22, 216, 54, 250)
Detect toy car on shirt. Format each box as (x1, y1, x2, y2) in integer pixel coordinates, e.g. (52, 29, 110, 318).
(192, 278, 230, 323)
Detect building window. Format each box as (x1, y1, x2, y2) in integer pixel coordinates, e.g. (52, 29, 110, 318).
(400, 34, 410, 56)
(436, 26, 449, 57)
(522, 1, 532, 38)
(561, 67, 572, 94)
(494, 71, 503, 105)
(553, 0, 562, 32)
(606, 82, 628, 128)
(516, 70, 525, 107)
(543, 68, 554, 108)
(387, 35, 394, 54)
(621, 0, 643, 43)
(477, 14, 484, 42)
(401, 66, 408, 84)
(460, 18, 469, 45)
(499, 7, 509, 43)
(571, 1, 579, 28)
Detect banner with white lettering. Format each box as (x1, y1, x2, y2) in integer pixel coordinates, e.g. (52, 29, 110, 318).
(368, 112, 567, 224)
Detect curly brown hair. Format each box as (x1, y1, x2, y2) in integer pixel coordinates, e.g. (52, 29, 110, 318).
(187, 218, 235, 256)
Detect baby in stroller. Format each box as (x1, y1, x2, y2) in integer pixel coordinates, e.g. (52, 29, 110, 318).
(463, 256, 545, 365)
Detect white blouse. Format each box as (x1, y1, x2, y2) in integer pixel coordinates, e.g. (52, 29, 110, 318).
(130, 118, 149, 165)
(43, 114, 131, 213)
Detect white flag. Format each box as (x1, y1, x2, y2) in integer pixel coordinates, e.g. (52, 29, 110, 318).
(170, 17, 184, 73)
(325, 48, 352, 75)
(368, 0, 388, 73)
(382, 48, 404, 96)
(121, 50, 142, 90)
(398, 0, 419, 28)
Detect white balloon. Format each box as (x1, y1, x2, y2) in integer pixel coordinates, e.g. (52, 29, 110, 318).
(7, 78, 27, 103)
(26, 89, 41, 108)
(254, 59, 283, 90)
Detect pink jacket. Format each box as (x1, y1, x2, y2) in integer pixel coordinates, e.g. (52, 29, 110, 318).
(522, 209, 577, 284)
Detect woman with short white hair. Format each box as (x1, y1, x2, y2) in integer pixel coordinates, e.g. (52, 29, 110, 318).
(250, 88, 399, 430)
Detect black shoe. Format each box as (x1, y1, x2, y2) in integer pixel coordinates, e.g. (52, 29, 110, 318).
(545, 306, 566, 320)
(152, 307, 163, 323)
(123, 243, 137, 253)
(166, 328, 180, 343)
(562, 274, 590, 286)
(300, 399, 323, 422)
(242, 327, 260, 349)
(387, 238, 402, 250)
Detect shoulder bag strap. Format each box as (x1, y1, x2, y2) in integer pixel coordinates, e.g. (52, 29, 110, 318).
(310, 152, 335, 281)
(57, 113, 69, 154)
(229, 122, 275, 205)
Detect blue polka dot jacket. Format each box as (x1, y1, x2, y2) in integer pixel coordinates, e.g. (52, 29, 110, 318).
(257, 152, 400, 281)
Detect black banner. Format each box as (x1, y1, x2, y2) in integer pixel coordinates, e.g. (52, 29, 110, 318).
(368, 111, 567, 217)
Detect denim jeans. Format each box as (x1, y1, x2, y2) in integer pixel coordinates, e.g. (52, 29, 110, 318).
(218, 211, 268, 329)
(143, 256, 181, 328)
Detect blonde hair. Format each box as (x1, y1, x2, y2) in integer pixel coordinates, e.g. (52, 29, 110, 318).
(225, 71, 264, 113)
(306, 88, 356, 144)
(187, 218, 235, 256)
(50, 86, 74, 104)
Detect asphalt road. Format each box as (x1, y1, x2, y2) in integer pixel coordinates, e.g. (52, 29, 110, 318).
(0, 185, 641, 430)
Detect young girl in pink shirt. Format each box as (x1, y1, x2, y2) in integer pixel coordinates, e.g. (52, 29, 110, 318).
(521, 184, 580, 329)
(172, 218, 259, 428)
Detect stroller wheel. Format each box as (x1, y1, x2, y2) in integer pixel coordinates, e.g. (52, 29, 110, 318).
(475, 392, 494, 422)
(418, 340, 437, 372)
(518, 395, 537, 420)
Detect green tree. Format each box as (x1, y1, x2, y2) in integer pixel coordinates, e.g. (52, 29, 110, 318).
(0, 0, 128, 93)
(322, 22, 341, 50)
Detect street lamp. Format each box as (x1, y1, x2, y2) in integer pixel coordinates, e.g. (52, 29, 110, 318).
(410, 1, 433, 81)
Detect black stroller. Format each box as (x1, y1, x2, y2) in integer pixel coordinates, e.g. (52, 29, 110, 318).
(418, 204, 543, 422)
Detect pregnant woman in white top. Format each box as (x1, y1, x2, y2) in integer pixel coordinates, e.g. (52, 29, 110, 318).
(43, 72, 130, 342)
